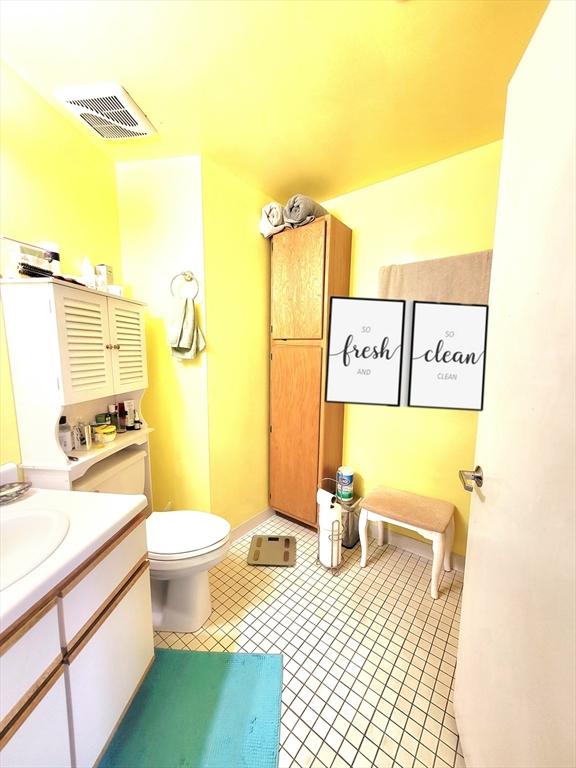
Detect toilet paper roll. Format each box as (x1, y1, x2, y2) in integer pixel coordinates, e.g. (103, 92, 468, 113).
(319, 532, 341, 568)
(318, 499, 341, 530)
(318, 501, 342, 568)
(317, 487, 336, 507)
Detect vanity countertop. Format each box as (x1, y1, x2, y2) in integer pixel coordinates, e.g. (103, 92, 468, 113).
(0, 488, 147, 634)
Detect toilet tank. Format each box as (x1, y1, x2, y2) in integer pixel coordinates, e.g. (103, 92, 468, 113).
(72, 449, 147, 495)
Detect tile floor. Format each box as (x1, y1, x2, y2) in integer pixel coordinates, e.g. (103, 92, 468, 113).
(155, 515, 466, 768)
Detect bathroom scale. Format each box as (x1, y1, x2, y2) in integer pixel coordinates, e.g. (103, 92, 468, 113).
(247, 535, 296, 566)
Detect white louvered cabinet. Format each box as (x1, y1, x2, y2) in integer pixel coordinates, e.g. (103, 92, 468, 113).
(107, 297, 148, 393)
(53, 285, 115, 402)
(0, 279, 150, 483)
(53, 285, 147, 403)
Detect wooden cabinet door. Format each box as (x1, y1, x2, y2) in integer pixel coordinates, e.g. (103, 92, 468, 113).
(271, 218, 325, 339)
(107, 298, 148, 394)
(270, 345, 322, 525)
(53, 285, 115, 404)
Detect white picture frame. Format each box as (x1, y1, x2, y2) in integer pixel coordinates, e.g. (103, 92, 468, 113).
(325, 297, 405, 406)
(408, 301, 489, 410)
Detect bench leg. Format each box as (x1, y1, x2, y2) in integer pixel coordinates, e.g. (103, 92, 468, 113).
(359, 508, 369, 567)
(376, 520, 388, 546)
(444, 516, 454, 572)
(431, 533, 445, 599)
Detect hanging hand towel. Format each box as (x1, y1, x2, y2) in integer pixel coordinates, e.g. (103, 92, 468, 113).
(283, 194, 328, 227)
(260, 202, 291, 238)
(168, 297, 206, 360)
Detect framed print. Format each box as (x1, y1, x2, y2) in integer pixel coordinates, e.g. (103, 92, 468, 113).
(408, 301, 489, 410)
(325, 297, 405, 406)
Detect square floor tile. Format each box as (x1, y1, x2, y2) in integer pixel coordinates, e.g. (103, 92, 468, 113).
(153, 515, 465, 768)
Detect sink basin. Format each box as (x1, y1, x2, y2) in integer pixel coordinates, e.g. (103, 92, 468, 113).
(0, 508, 70, 591)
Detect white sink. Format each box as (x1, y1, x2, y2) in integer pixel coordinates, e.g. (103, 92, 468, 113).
(0, 507, 70, 591)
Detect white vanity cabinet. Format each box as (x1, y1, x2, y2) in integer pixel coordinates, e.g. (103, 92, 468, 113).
(0, 511, 154, 768)
(52, 284, 148, 403)
(0, 278, 152, 499)
(0, 674, 71, 768)
(65, 566, 153, 767)
(60, 516, 153, 768)
(0, 602, 71, 768)
(1, 279, 147, 407)
(52, 286, 115, 402)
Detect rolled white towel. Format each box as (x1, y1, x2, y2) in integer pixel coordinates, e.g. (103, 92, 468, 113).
(260, 202, 291, 239)
(284, 194, 328, 227)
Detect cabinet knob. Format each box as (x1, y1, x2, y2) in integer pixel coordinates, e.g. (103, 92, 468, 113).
(105, 344, 112, 349)
(113, 344, 121, 350)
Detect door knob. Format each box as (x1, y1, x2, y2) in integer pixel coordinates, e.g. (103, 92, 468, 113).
(459, 465, 483, 492)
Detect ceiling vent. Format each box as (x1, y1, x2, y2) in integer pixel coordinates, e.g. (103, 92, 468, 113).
(55, 83, 156, 139)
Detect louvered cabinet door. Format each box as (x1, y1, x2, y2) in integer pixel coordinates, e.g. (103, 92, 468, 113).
(107, 298, 148, 394)
(53, 286, 115, 404)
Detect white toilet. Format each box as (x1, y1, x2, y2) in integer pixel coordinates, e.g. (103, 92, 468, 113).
(146, 510, 230, 632)
(73, 449, 231, 632)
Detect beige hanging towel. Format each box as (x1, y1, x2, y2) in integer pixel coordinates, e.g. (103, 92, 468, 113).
(378, 250, 492, 304)
(168, 297, 206, 360)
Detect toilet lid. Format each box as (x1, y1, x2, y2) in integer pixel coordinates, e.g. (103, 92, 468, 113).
(146, 511, 230, 560)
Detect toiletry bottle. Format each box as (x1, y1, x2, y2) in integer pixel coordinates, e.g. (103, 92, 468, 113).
(82, 423, 92, 450)
(48, 250, 61, 276)
(108, 403, 119, 429)
(125, 399, 135, 430)
(81, 257, 96, 289)
(134, 410, 142, 430)
(117, 402, 127, 433)
(38, 241, 61, 276)
(58, 416, 73, 452)
(71, 421, 82, 450)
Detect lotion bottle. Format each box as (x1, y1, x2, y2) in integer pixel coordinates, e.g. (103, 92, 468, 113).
(80, 257, 96, 289)
(58, 416, 72, 452)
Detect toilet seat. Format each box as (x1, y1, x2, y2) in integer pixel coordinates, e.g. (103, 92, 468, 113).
(146, 510, 231, 561)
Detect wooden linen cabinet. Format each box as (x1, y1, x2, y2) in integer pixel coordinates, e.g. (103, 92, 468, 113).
(269, 215, 352, 527)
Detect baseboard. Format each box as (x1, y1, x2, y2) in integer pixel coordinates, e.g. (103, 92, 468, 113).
(368, 521, 466, 572)
(231, 507, 275, 542)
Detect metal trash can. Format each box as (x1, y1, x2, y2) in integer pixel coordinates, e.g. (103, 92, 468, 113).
(319, 478, 361, 549)
(341, 498, 361, 548)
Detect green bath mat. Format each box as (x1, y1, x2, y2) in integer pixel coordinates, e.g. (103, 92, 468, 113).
(99, 649, 282, 768)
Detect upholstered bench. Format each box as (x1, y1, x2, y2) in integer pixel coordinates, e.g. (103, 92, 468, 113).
(359, 487, 455, 599)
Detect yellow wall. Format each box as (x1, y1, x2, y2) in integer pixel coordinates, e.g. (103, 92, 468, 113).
(116, 156, 270, 528)
(115, 157, 211, 513)
(0, 53, 502, 551)
(324, 142, 503, 555)
(201, 158, 271, 528)
(0, 61, 121, 465)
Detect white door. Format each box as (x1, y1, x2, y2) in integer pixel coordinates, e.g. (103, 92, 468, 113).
(454, 3, 576, 767)
(107, 297, 148, 394)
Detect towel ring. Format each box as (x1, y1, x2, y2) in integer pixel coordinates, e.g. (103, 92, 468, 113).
(171, 271, 199, 300)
